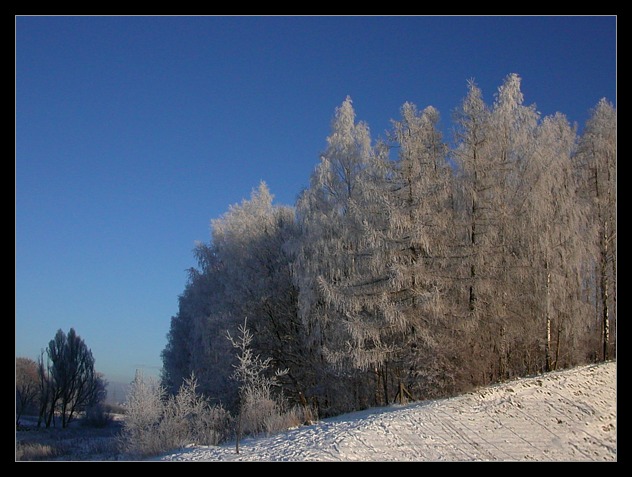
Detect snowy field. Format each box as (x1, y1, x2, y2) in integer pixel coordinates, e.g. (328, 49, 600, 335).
(156, 361, 616, 462)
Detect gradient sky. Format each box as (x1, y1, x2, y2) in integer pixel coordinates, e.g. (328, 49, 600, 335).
(15, 16, 616, 386)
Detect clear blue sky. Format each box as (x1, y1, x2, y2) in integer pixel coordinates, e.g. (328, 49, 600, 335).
(15, 16, 616, 386)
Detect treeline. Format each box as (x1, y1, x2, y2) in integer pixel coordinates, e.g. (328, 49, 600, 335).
(162, 74, 616, 419)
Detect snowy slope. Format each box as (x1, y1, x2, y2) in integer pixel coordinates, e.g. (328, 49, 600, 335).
(157, 361, 616, 462)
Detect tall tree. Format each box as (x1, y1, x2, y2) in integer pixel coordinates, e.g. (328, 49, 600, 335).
(384, 103, 453, 399)
(452, 79, 491, 324)
(292, 96, 377, 414)
(516, 113, 587, 372)
(575, 98, 617, 361)
(452, 74, 542, 382)
(486, 73, 540, 379)
(451, 79, 496, 384)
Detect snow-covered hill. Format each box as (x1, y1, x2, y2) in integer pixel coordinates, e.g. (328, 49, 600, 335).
(157, 361, 616, 462)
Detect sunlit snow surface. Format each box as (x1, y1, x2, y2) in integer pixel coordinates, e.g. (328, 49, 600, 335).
(157, 361, 616, 462)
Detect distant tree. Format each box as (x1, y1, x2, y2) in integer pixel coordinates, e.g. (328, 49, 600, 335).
(83, 372, 110, 427)
(36, 350, 52, 428)
(16, 357, 39, 426)
(38, 328, 104, 428)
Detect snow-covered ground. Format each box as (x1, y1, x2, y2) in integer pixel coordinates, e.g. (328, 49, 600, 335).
(157, 361, 616, 462)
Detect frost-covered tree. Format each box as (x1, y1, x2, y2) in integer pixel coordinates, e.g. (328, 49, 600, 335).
(383, 103, 454, 399)
(161, 242, 233, 401)
(293, 97, 374, 327)
(515, 113, 589, 372)
(292, 96, 379, 414)
(119, 370, 166, 456)
(452, 74, 542, 383)
(485, 73, 540, 379)
(312, 101, 455, 403)
(451, 79, 492, 325)
(209, 182, 307, 404)
(160, 373, 231, 449)
(451, 79, 498, 384)
(575, 98, 617, 361)
(226, 318, 288, 453)
(163, 182, 307, 412)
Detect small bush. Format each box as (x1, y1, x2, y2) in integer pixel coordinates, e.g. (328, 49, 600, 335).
(118, 372, 233, 458)
(240, 388, 315, 438)
(263, 407, 302, 435)
(82, 404, 113, 428)
(240, 388, 278, 436)
(189, 403, 232, 446)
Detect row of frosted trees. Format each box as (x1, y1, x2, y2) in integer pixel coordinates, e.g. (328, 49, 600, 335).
(162, 74, 616, 418)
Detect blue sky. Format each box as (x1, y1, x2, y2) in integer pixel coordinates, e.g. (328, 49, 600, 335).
(15, 16, 616, 386)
